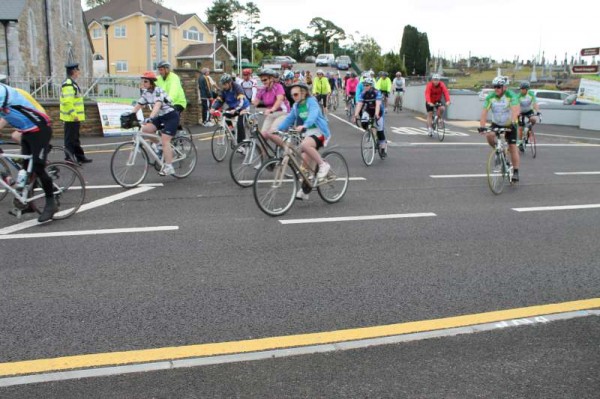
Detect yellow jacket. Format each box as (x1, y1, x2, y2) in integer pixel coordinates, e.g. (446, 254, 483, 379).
(312, 77, 331, 95)
(60, 78, 85, 122)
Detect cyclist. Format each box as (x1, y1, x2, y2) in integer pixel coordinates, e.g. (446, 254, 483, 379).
(478, 76, 521, 182)
(240, 68, 257, 103)
(252, 68, 290, 133)
(516, 81, 541, 152)
(210, 73, 250, 144)
(312, 70, 331, 115)
(0, 83, 56, 222)
(375, 71, 392, 108)
(130, 71, 180, 176)
(392, 71, 406, 111)
(267, 82, 331, 201)
(353, 77, 387, 157)
(345, 72, 359, 113)
(156, 61, 187, 114)
(425, 73, 451, 136)
(281, 70, 296, 107)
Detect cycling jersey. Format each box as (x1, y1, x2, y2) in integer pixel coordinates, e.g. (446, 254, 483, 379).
(346, 78, 358, 96)
(0, 84, 51, 132)
(425, 81, 450, 104)
(240, 78, 257, 101)
(255, 82, 290, 112)
(137, 86, 176, 116)
(357, 88, 384, 117)
(483, 90, 519, 127)
(392, 77, 405, 92)
(375, 77, 392, 93)
(156, 72, 187, 109)
(277, 96, 331, 143)
(312, 77, 331, 95)
(213, 82, 250, 111)
(517, 90, 537, 113)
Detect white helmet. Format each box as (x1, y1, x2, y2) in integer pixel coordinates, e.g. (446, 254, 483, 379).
(492, 76, 508, 86)
(431, 73, 441, 80)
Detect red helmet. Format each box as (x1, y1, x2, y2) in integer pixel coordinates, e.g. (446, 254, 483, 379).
(141, 71, 157, 81)
(242, 68, 252, 76)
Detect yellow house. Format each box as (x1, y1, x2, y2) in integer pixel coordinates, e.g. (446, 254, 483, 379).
(84, 0, 220, 75)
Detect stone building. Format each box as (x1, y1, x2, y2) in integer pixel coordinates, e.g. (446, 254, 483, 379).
(0, 0, 93, 82)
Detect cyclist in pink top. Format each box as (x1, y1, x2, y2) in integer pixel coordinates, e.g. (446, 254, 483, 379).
(345, 72, 359, 112)
(252, 68, 290, 133)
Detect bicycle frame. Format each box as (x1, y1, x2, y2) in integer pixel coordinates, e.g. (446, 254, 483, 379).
(275, 131, 331, 190)
(0, 152, 47, 205)
(126, 129, 188, 169)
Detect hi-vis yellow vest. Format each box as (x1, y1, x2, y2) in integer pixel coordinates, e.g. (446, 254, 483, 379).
(60, 78, 85, 122)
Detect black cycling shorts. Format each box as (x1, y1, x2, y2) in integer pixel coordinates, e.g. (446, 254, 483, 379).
(316, 94, 328, 108)
(21, 124, 52, 165)
(491, 123, 517, 144)
(518, 110, 535, 126)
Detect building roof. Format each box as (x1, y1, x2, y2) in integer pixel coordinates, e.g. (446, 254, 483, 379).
(0, 0, 26, 22)
(84, 0, 194, 27)
(177, 42, 233, 59)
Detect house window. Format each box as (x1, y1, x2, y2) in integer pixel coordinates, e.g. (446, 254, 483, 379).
(116, 61, 128, 72)
(114, 25, 126, 38)
(28, 10, 38, 64)
(184, 27, 201, 41)
(92, 27, 102, 39)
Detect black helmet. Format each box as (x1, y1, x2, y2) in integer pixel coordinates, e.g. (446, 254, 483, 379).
(157, 60, 171, 69)
(520, 81, 530, 90)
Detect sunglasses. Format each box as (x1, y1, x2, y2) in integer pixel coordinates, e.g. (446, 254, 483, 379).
(291, 92, 302, 97)
(493, 85, 503, 89)
(261, 78, 270, 82)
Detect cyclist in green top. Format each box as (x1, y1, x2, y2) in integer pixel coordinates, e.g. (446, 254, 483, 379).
(375, 71, 392, 108)
(478, 76, 521, 182)
(516, 81, 541, 152)
(156, 61, 187, 113)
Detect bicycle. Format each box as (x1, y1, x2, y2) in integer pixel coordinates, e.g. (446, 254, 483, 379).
(393, 90, 403, 112)
(328, 90, 339, 111)
(110, 114, 197, 188)
(357, 116, 386, 166)
(0, 148, 85, 220)
(345, 96, 355, 122)
(430, 102, 446, 142)
(518, 115, 537, 158)
(482, 126, 516, 195)
(210, 110, 250, 162)
(253, 129, 349, 216)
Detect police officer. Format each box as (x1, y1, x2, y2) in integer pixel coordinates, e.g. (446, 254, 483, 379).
(60, 63, 91, 163)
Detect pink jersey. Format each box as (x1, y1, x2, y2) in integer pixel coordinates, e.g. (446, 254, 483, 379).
(346, 78, 359, 96)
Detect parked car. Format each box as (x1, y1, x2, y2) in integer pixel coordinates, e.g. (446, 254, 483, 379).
(335, 55, 351, 70)
(530, 89, 570, 105)
(315, 53, 335, 67)
(273, 56, 294, 69)
(305, 55, 316, 63)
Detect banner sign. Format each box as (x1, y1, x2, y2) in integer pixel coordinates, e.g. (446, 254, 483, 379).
(96, 98, 143, 137)
(577, 78, 600, 105)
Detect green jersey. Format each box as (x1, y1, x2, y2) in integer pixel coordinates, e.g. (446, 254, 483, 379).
(516, 90, 537, 113)
(483, 90, 518, 127)
(156, 72, 187, 109)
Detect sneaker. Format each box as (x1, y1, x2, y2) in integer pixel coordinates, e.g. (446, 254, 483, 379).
(316, 162, 330, 180)
(237, 146, 246, 155)
(511, 170, 520, 183)
(158, 164, 175, 176)
(204, 121, 215, 127)
(78, 157, 93, 164)
(428, 128, 433, 136)
(295, 189, 309, 201)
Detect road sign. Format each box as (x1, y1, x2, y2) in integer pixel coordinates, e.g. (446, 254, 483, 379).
(580, 47, 599, 56)
(571, 65, 599, 74)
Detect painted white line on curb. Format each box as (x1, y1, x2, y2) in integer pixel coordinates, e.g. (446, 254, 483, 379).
(0, 186, 156, 235)
(280, 213, 436, 225)
(554, 171, 600, 176)
(513, 204, 600, 212)
(0, 226, 179, 240)
(536, 132, 600, 141)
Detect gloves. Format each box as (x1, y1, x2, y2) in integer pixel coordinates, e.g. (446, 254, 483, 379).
(477, 127, 487, 133)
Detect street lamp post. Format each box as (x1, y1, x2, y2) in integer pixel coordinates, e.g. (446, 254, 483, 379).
(100, 16, 113, 76)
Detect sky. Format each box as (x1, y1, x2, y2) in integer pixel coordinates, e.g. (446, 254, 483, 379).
(83, 0, 598, 63)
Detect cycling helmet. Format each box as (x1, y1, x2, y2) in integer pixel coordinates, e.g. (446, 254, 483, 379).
(363, 77, 375, 86)
(396, 71, 402, 76)
(141, 71, 157, 81)
(492, 76, 507, 87)
(345, 72, 351, 76)
(431, 73, 441, 80)
(282, 70, 294, 80)
(156, 60, 171, 69)
(361, 71, 369, 78)
(220, 73, 233, 84)
(290, 82, 310, 91)
(350, 72, 357, 78)
(259, 68, 277, 77)
(316, 69, 324, 75)
(242, 68, 252, 75)
(519, 81, 530, 89)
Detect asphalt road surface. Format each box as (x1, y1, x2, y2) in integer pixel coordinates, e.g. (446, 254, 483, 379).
(1, 104, 599, 398)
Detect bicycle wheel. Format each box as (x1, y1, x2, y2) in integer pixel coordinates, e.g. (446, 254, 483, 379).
(487, 150, 507, 195)
(529, 130, 537, 158)
(437, 118, 445, 142)
(332, 94, 338, 111)
(47, 145, 77, 165)
(110, 142, 149, 188)
(317, 151, 349, 204)
(171, 136, 197, 178)
(30, 162, 86, 220)
(0, 158, 12, 201)
(431, 116, 438, 138)
(394, 96, 400, 112)
(176, 124, 191, 138)
(347, 101, 355, 121)
(211, 127, 230, 162)
(361, 129, 376, 166)
(253, 158, 297, 216)
(230, 140, 262, 188)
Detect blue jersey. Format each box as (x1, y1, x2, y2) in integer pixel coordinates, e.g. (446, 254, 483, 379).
(213, 82, 250, 110)
(0, 84, 50, 132)
(358, 88, 384, 116)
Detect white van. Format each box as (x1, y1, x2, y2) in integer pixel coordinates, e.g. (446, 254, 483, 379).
(315, 54, 335, 67)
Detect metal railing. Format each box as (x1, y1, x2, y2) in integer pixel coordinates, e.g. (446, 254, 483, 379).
(3, 76, 142, 101)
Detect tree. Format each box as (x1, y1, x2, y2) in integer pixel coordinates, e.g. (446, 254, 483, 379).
(254, 27, 284, 56)
(283, 29, 311, 61)
(206, 0, 240, 43)
(400, 25, 430, 76)
(353, 35, 382, 71)
(307, 18, 346, 54)
(242, 2, 260, 62)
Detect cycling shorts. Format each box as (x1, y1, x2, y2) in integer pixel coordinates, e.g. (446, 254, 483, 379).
(316, 94, 328, 108)
(21, 124, 52, 165)
(151, 110, 180, 136)
(518, 110, 535, 126)
(425, 102, 444, 113)
(491, 123, 517, 144)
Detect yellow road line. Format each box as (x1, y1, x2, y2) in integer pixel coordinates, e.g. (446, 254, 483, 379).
(1, 298, 598, 377)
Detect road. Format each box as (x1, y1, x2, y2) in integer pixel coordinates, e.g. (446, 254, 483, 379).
(1, 105, 599, 398)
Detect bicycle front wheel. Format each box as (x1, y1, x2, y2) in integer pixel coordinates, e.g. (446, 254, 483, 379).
(110, 142, 149, 188)
(48, 145, 77, 165)
(317, 151, 349, 204)
(31, 162, 86, 220)
(437, 118, 445, 142)
(529, 131, 537, 158)
(487, 150, 507, 195)
(253, 158, 297, 216)
(230, 140, 262, 188)
(171, 136, 197, 178)
(211, 127, 230, 162)
(361, 129, 376, 166)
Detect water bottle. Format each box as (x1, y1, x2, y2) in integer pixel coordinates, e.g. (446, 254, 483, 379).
(16, 169, 28, 188)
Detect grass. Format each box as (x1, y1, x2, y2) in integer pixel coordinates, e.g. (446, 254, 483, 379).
(449, 66, 573, 90)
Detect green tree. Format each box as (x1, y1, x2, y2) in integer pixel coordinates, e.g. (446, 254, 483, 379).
(254, 26, 284, 55)
(242, 2, 260, 62)
(308, 18, 346, 54)
(284, 29, 311, 60)
(400, 25, 430, 76)
(206, 0, 240, 43)
(353, 35, 382, 71)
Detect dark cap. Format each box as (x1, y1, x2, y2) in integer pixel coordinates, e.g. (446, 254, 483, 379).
(65, 63, 79, 70)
